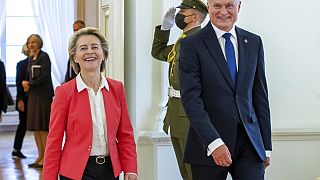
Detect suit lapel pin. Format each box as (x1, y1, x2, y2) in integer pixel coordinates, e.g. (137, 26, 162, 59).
(244, 39, 248, 43)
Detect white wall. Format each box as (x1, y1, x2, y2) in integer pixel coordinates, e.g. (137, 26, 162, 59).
(237, 0, 320, 130)
(124, 0, 168, 133)
(267, 132, 320, 180)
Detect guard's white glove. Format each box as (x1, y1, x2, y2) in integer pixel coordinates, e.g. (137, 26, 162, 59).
(161, 7, 176, 30)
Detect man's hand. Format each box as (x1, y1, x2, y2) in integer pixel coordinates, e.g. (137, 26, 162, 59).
(211, 144, 232, 167)
(17, 100, 25, 112)
(264, 157, 271, 169)
(161, 7, 176, 30)
(124, 174, 138, 180)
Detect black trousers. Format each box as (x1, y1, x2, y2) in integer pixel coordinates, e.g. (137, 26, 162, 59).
(13, 111, 27, 150)
(191, 123, 265, 180)
(60, 156, 119, 180)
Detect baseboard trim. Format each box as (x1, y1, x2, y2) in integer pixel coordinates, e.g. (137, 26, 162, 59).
(272, 128, 320, 141)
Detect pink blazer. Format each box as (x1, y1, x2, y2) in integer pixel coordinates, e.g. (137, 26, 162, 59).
(43, 78, 137, 180)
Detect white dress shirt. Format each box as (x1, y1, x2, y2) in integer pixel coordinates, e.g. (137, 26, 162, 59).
(76, 73, 109, 156)
(211, 23, 239, 71)
(76, 74, 138, 177)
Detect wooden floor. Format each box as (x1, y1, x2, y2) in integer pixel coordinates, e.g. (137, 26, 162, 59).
(0, 131, 42, 180)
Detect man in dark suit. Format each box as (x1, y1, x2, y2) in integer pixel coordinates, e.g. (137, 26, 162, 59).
(64, 20, 86, 82)
(12, 44, 29, 158)
(179, 0, 272, 179)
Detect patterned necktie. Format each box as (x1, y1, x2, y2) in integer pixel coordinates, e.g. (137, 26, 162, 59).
(223, 33, 237, 84)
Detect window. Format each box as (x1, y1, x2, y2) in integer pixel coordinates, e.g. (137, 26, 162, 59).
(1, 0, 39, 84)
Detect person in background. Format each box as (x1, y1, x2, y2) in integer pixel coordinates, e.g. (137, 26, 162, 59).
(64, 20, 86, 82)
(179, 0, 272, 179)
(43, 27, 138, 180)
(11, 44, 30, 159)
(22, 34, 54, 168)
(151, 0, 207, 179)
(0, 59, 6, 122)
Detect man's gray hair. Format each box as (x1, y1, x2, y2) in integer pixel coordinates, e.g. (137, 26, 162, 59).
(207, 0, 241, 4)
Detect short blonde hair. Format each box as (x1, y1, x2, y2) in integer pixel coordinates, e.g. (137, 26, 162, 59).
(21, 44, 29, 56)
(68, 27, 108, 73)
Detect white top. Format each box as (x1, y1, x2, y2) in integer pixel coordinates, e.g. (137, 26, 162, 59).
(76, 73, 110, 156)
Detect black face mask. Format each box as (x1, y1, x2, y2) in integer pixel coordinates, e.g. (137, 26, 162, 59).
(175, 13, 188, 30)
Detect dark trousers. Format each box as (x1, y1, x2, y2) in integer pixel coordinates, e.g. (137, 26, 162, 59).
(60, 156, 119, 180)
(13, 111, 27, 150)
(191, 123, 265, 180)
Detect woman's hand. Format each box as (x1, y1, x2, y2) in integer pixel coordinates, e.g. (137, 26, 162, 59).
(22, 80, 30, 92)
(124, 174, 138, 180)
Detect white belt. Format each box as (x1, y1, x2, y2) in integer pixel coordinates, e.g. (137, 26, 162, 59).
(168, 86, 181, 98)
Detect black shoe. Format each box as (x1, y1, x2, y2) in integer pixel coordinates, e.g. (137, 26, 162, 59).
(28, 163, 37, 167)
(33, 164, 43, 168)
(12, 150, 27, 159)
(28, 163, 43, 168)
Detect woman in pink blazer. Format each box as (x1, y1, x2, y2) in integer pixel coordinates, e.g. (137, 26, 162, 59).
(43, 27, 138, 180)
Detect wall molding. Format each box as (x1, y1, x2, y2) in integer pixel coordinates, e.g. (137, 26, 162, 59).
(137, 129, 320, 146)
(272, 128, 320, 141)
(99, 0, 124, 82)
(137, 132, 172, 146)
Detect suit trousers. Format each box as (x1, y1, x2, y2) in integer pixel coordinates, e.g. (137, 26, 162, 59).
(13, 111, 27, 150)
(191, 123, 265, 180)
(59, 156, 119, 180)
(171, 136, 192, 180)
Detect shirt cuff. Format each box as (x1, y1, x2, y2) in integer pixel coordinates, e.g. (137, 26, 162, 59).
(206, 139, 272, 158)
(126, 173, 138, 177)
(207, 138, 224, 156)
(265, 150, 272, 158)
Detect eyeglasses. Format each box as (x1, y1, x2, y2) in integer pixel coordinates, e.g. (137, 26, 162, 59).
(209, 2, 238, 10)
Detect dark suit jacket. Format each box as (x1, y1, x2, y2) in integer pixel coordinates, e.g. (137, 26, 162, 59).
(179, 22, 272, 166)
(16, 58, 29, 111)
(64, 59, 77, 82)
(0, 61, 6, 113)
